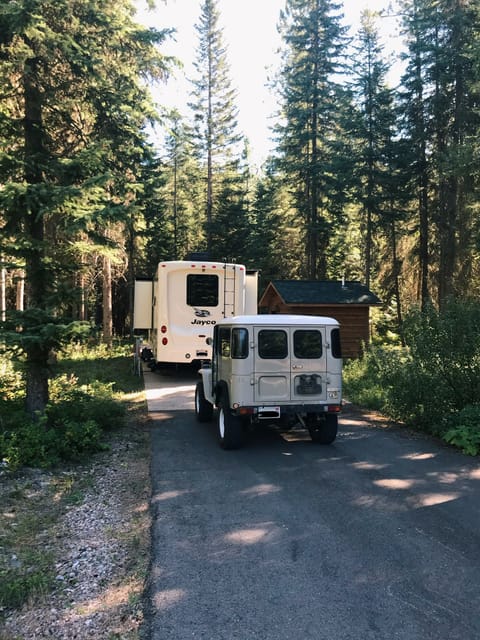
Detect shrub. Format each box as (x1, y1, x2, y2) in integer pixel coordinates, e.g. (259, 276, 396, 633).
(343, 348, 389, 411)
(344, 299, 480, 451)
(0, 350, 129, 471)
(442, 405, 480, 455)
(47, 375, 125, 431)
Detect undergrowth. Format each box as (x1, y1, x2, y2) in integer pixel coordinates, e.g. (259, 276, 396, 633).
(344, 299, 480, 456)
(0, 341, 143, 470)
(0, 340, 147, 616)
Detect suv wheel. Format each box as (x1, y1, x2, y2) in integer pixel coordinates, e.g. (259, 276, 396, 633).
(218, 405, 245, 450)
(307, 413, 338, 444)
(195, 381, 213, 422)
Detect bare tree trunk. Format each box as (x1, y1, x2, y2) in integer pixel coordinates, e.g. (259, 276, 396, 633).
(16, 270, 25, 311)
(1, 263, 5, 322)
(102, 254, 113, 347)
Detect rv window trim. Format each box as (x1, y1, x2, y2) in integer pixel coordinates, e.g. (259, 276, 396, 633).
(186, 273, 219, 307)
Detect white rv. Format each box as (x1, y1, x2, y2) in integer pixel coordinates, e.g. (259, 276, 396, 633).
(134, 260, 258, 368)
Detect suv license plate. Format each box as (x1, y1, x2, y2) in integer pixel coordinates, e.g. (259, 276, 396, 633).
(257, 406, 281, 419)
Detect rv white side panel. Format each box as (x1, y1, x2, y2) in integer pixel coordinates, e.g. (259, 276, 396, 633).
(245, 272, 259, 315)
(134, 280, 153, 329)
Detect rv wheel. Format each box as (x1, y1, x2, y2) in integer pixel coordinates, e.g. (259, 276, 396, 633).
(195, 381, 213, 423)
(218, 405, 244, 450)
(307, 413, 338, 444)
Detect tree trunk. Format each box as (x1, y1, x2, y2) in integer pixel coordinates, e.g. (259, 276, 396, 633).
(16, 270, 25, 311)
(102, 254, 113, 346)
(23, 55, 50, 416)
(1, 263, 5, 322)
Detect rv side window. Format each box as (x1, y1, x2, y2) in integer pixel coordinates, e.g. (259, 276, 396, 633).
(232, 328, 249, 359)
(217, 327, 231, 358)
(294, 330, 323, 359)
(258, 330, 288, 359)
(331, 328, 342, 358)
(186, 274, 219, 307)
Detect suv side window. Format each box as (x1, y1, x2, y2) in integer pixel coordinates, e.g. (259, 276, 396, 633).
(331, 328, 342, 358)
(294, 330, 322, 359)
(258, 330, 288, 359)
(217, 327, 231, 358)
(232, 328, 248, 359)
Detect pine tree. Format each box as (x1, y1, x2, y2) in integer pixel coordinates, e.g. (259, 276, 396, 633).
(349, 10, 396, 290)
(189, 0, 244, 255)
(274, 0, 350, 279)
(398, 0, 480, 307)
(0, 0, 170, 413)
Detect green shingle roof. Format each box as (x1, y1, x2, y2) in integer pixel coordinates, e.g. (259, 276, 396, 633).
(269, 280, 381, 305)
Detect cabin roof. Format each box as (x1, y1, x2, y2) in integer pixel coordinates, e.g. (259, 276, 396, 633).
(261, 280, 381, 306)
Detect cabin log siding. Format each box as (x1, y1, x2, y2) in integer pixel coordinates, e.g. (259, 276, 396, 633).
(259, 283, 378, 358)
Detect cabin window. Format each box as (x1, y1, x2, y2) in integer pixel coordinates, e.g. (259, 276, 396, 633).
(186, 274, 219, 307)
(294, 330, 323, 359)
(331, 328, 342, 358)
(232, 328, 249, 359)
(258, 330, 288, 359)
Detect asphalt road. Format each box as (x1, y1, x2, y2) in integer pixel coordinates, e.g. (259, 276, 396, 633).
(144, 368, 480, 640)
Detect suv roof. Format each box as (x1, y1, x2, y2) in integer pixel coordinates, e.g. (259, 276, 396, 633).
(216, 314, 339, 327)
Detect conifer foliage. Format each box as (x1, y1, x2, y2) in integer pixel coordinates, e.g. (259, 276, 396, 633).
(274, 0, 350, 279)
(189, 0, 244, 257)
(0, 0, 170, 414)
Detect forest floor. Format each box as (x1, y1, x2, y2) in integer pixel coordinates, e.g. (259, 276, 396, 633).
(0, 404, 151, 640)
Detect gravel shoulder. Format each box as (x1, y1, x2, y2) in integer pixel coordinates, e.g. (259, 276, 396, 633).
(0, 405, 152, 640)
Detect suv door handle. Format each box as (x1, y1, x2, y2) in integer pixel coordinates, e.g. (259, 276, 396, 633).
(292, 364, 303, 369)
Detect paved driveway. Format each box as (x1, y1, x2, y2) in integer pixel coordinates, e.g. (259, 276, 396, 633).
(144, 368, 480, 640)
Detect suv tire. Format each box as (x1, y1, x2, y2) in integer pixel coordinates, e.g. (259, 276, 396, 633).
(195, 381, 213, 422)
(218, 404, 245, 450)
(307, 413, 338, 444)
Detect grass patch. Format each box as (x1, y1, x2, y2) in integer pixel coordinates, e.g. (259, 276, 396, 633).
(0, 343, 143, 471)
(0, 342, 149, 619)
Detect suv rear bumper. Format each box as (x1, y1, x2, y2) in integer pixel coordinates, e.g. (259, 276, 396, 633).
(234, 404, 342, 419)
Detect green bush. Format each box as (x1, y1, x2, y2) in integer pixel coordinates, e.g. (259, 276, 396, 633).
(47, 374, 125, 431)
(0, 348, 130, 471)
(344, 299, 480, 453)
(343, 348, 389, 411)
(442, 405, 480, 455)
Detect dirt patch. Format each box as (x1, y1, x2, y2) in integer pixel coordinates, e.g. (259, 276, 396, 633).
(0, 408, 151, 640)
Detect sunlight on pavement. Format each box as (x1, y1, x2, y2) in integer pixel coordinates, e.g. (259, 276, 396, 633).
(154, 589, 187, 611)
(225, 528, 270, 545)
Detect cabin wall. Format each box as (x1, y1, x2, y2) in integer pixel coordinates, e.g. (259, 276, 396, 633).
(260, 293, 370, 358)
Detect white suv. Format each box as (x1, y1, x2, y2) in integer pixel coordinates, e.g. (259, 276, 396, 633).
(195, 315, 342, 449)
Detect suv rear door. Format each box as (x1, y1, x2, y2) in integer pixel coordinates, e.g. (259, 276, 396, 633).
(253, 325, 328, 404)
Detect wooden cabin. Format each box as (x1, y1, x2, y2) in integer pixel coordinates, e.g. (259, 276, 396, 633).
(259, 280, 381, 358)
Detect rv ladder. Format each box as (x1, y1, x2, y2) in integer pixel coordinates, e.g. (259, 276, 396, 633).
(223, 263, 236, 317)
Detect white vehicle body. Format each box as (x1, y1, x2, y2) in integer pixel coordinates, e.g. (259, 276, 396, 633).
(196, 315, 343, 448)
(134, 261, 258, 367)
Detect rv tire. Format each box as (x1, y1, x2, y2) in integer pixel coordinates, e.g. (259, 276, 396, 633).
(307, 413, 338, 444)
(195, 381, 213, 423)
(218, 404, 244, 450)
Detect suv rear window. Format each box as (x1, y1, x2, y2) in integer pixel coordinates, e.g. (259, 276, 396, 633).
(258, 330, 288, 359)
(294, 330, 322, 358)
